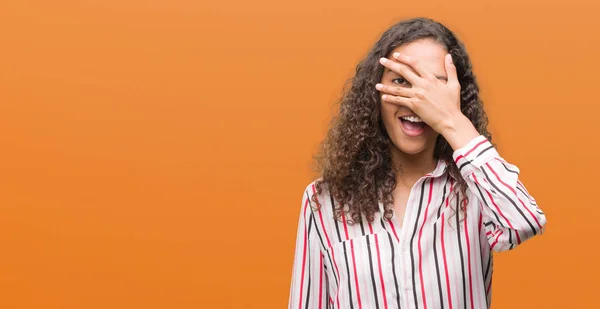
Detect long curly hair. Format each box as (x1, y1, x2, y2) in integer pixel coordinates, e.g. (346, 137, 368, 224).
(312, 17, 493, 224)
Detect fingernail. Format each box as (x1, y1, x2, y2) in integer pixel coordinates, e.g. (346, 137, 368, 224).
(375, 83, 383, 90)
(447, 54, 453, 63)
(382, 94, 388, 100)
(393, 52, 400, 58)
(379, 57, 387, 64)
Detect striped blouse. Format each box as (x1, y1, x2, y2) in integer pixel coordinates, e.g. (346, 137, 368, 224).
(287, 135, 547, 309)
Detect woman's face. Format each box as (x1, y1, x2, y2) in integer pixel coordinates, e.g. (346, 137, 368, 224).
(379, 38, 449, 156)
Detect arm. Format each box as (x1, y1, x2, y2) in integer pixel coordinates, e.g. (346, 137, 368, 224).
(452, 134, 547, 252)
(288, 187, 329, 309)
(375, 53, 547, 252)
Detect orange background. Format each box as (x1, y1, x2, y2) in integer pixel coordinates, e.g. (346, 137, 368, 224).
(0, 0, 598, 308)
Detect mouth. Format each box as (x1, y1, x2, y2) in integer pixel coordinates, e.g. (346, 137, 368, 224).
(398, 115, 428, 137)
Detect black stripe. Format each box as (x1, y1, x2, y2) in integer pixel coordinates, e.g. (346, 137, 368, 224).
(479, 215, 489, 309)
(480, 167, 537, 235)
(325, 270, 330, 309)
(500, 161, 519, 175)
(483, 256, 491, 308)
(332, 197, 343, 247)
(333, 196, 355, 309)
(380, 218, 401, 309)
(432, 178, 448, 309)
(509, 177, 530, 244)
(516, 186, 527, 198)
(455, 198, 467, 309)
(476, 145, 494, 158)
(306, 213, 315, 306)
(326, 283, 330, 309)
(307, 205, 314, 236)
(458, 160, 471, 171)
(309, 213, 339, 286)
(410, 179, 428, 309)
(487, 268, 494, 304)
(483, 252, 491, 282)
(306, 193, 340, 287)
(304, 240, 312, 309)
(472, 179, 508, 231)
(360, 220, 380, 309)
(458, 145, 494, 171)
(475, 180, 512, 244)
(306, 192, 327, 248)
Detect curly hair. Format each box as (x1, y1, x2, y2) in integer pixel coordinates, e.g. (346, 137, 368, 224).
(312, 17, 493, 224)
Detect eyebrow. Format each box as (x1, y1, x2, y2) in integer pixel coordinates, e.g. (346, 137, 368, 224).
(385, 69, 447, 81)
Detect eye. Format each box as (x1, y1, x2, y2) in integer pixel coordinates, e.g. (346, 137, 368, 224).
(392, 77, 411, 87)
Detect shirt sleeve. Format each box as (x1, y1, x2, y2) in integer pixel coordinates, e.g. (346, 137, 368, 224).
(288, 186, 330, 309)
(452, 135, 547, 252)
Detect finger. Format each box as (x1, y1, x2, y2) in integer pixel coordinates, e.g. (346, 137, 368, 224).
(375, 83, 415, 98)
(379, 57, 422, 87)
(445, 54, 460, 89)
(381, 94, 414, 108)
(392, 52, 436, 81)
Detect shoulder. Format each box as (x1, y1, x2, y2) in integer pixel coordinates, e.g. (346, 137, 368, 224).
(301, 177, 330, 203)
(300, 178, 334, 217)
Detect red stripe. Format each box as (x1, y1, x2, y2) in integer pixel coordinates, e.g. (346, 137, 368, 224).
(486, 276, 493, 295)
(493, 157, 507, 164)
(343, 214, 363, 309)
(342, 214, 350, 240)
(464, 139, 487, 157)
(490, 230, 503, 250)
(485, 163, 543, 230)
(312, 184, 342, 308)
(367, 222, 388, 308)
(374, 234, 389, 309)
(441, 180, 454, 309)
(472, 174, 516, 231)
(319, 254, 323, 309)
(349, 240, 363, 309)
(463, 204, 475, 309)
(297, 197, 310, 309)
(454, 139, 487, 163)
(482, 177, 521, 245)
(516, 180, 531, 197)
(388, 220, 400, 242)
(417, 179, 434, 309)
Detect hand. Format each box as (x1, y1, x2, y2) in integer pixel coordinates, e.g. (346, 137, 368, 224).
(376, 52, 462, 135)
(376, 52, 480, 150)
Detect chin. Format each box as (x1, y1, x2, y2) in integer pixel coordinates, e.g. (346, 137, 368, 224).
(390, 135, 434, 156)
(394, 142, 428, 155)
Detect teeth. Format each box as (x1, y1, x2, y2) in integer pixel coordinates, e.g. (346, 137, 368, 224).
(400, 115, 423, 122)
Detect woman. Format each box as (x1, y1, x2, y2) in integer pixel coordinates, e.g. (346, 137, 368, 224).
(287, 17, 546, 309)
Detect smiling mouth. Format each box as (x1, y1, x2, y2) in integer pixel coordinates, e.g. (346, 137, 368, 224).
(398, 116, 428, 136)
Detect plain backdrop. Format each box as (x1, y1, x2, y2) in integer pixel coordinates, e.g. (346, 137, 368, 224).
(1, 0, 599, 308)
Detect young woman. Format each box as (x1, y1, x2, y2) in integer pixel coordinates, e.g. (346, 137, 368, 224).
(287, 17, 547, 309)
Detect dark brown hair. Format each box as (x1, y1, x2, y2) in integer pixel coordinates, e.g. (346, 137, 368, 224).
(312, 17, 493, 224)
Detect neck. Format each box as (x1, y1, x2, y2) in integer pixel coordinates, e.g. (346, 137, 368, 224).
(391, 147, 438, 187)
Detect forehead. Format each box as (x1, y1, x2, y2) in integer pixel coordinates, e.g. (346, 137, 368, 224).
(385, 38, 448, 76)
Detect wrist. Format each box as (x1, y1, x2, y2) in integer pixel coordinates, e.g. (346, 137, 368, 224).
(439, 114, 480, 150)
